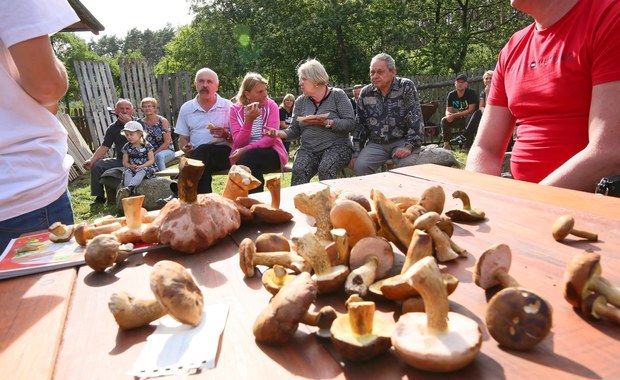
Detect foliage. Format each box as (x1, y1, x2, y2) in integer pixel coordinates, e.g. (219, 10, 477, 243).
(88, 26, 176, 65)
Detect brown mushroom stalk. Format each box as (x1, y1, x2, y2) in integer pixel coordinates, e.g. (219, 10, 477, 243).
(48, 221, 74, 243)
(392, 256, 482, 372)
(292, 231, 349, 294)
(445, 190, 486, 222)
(222, 164, 262, 201)
(376, 272, 459, 302)
(580, 293, 620, 324)
(294, 187, 334, 243)
(344, 236, 394, 297)
(300, 305, 339, 338)
(112, 195, 146, 244)
(327, 228, 349, 266)
(74, 222, 123, 246)
(262, 265, 296, 295)
(249, 176, 293, 224)
(563, 251, 620, 308)
(402, 229, 433, 273)
(93, 208, 154, 227)
(265, 175, 281, 209)
(552, 214, 598, 241)
(413, 212, 461, 262)
(84, 234, 135, 272)
(108, 292, 166, 329)
(239, 238, 308, 277)
(330, 300, 394, 361)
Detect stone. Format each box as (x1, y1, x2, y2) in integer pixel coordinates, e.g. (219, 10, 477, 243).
(116, 176, 173, 211)
(418, 146, 460, 167)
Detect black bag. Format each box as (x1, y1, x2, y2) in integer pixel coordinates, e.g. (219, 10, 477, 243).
(595, 175, 620, 197)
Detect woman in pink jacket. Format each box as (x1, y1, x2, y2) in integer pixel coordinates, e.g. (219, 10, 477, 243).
(229, 72, 288, 193)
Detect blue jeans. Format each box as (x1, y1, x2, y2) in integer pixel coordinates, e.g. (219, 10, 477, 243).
(155, 149, 175, 171)
(0, 190, 74, 252)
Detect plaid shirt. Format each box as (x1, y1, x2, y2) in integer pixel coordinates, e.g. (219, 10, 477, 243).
(353, 77, 423, 153)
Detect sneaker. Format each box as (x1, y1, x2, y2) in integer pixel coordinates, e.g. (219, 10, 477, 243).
(450, 134, 467, 145)
(119, 187, 131, 199)
(90, 196, 106, 205)
(128, 186, 136, 196)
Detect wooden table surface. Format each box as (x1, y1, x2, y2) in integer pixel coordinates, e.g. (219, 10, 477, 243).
(1, 164, 619, 379)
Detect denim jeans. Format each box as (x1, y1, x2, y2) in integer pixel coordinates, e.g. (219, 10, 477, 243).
(155, 149, 175, 171)
(0, 190, 74, 252)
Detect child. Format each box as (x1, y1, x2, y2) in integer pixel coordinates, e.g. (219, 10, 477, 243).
(119, 121, 156, 198)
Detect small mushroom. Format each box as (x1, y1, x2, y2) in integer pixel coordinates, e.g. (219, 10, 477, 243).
(108, 260, 203, 329)
(262, 265, 296, 295)
(377, 272, 459, 301)
(580, 293, 620, 324)
(238, 238, 308, 277)
(253, 272, 337, 344)
(73, 222, 123, 246)
(294, 186, 334, 242)
(413, 212, 462, 262)
(474, 243, 553, 350)
(330, 199, 376, 248)
(255, 233, 291, 253)
(325, 228, 349, 266)
(445, 190, 486, 222)
(344, 236, 394, 297)
(48, 222, 74, 243)
(552, 214, 598, 241)
(84, 234, 134, 272)
(330, 299, 394, 361)
(416, 185, 446, 214)
(250, 176, 294, 224)
(392, 256, 481, 372)
(292, 230, 349, 294)
(563, 251, 620, 308)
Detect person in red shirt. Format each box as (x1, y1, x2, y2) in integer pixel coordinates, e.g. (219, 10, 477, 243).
(466, 0, 620, 192)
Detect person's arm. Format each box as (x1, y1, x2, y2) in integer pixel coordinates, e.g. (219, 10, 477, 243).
(396, 82, 423, 158)
(122, 152, 130, 168)
(154, 118, 172, 155)
(465, 104, 516, 176)
(83, 145, 111, 169)
(178, 134, 192, 155)
(539, 81, 620, 192)
(245, 101, 281, 150)
(9, 35, 69, 113)
(141, 150, 155, 169)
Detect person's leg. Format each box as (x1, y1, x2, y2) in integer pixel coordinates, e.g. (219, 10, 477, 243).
(317, 144, 353, 180)
(90, 158, 122, 198)
(452, 110, 482, 149)
(126, 170, 146, 188)
(353, 142, 391, 176)
(291, 148, 320, 186)
(441, 117, 466, 149)
(0, 190, 74, 252)
(393, 145, 421, 169)
(236, 148, 281, 193)
(154, 149, 175, 171)
(191, 144, 232, 193)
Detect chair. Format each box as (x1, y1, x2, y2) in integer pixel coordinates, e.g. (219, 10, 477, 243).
(421, 101, 440, 144)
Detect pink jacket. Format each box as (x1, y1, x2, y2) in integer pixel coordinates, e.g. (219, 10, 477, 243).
(229, 98, 289, 171)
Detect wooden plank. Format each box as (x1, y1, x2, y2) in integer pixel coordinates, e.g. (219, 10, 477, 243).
(157, 73, 171, 122)
(74, 61, 99, 149)
(119, 59, 130, 104)
(0, 269, 76, 380)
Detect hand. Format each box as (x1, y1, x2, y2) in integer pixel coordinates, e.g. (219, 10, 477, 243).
(229, 147, 247, 161)
(446, 113, 457, 122)
(118, 112, 132, 124)
(182, 142, 193, 154)
(264, 128, 283, 138)
(83, 158, 92, 170)
(348, 158, 356, 170)
(209, 124, 229, 140)
(392, 146, 412, 159)
(244, 102, 260, 123)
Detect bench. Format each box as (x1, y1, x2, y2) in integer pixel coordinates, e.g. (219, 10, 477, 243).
(156, 162, 294, 178)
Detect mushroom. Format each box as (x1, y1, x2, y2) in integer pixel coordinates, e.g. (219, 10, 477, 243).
(416, 185, 446, 214)
(335, 190, 372, 211)
(48, 222, 74, 243)
(388, 195, 420, 212)
(238, 238, 308, 277)
(552, 214, 598, 242)
(413, 212, 462, 262)
(108, 260, 203, 329)
(330, 199, 376, 248)
(563, 251, 620, 308)
(84, 234, 134, 272)
(222, 164, 262, 201)
(392, 256, 482, 372)
(325, 228, 349, 266)
(474, 243, 553, 350)
(445, 190, 486, 222)
(253, 272, 337, 344)
(377, 272, 459, 301)
(580, 293, 620, 324)
(142, 158, 241, 254)
(249, 176, 293, 224)
(93, 207, 155, 227)
(255, 233, 291, 253)
(294, 186, 334, 243)
(330, 299, 394, 361)
(344, 236, 394, 297)
(73, 222, 123, 246)
(292, 230, 349, 294)
(112, 195, 147, 244)
(262, 265, 296, 295)
(371, 189, 414, 253)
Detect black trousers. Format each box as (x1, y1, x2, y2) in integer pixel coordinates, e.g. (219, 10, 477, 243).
(190, 144, 232, 194)
(236, 148, 281, 193)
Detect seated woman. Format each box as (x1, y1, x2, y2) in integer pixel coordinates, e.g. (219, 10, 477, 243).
(279, 93, 295, 152)
(229, 72, 288, 193)
(139, 97, 175, 171)
(266, 58, 355, 185)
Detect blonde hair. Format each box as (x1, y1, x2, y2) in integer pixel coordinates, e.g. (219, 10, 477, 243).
(297, 59, 329, 86)
(236, 72, 268, 106)
(140, 97, 158, 108)
(280, 93, 295, 108)
(483, 70, 493, 80)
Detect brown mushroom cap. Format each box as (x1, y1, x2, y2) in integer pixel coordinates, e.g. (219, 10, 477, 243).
(417, 185, 446, 214)
(149, 260, 204, 326)
(253, 272, 317, 345)
(486, 287, 553, 350)
(474, 243, 512, 289)
(330, 199, 376, 247)
(255, 233, 291, 252)
(335, 191, 372, 212)
(84, 234, 122, 272)
(552, 214, 598, 241)
(349, 236, 394, 279)
(563, 251, 605, 308)
(371, 189, 414, 252)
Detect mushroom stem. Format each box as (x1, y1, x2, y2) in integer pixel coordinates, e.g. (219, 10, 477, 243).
(345, 256, 379, 296)
(254, 251, 308, 273)
(452, 190, 472, 210)
(588, 276, 620, 307)
(413, 212, 459, 262)
(331, 228, 349, 266)
(348, 301, 375, 336)
(402, 256, 449, 332)
(108, 292, 166, 329)
(571, 228, 598, 241)
(266, 176, 281, 209)
(272, 265, 288, 286)
(495, 269, 520, 289)
(121, 196, 145, 230)
(293, 231, 332, 275)
(582, 294, 620, 324)
(177, 158, 205, 204)
(294, 187, 334, 243)
(402, 230, 432, 273)
(301, 305, 338, 337)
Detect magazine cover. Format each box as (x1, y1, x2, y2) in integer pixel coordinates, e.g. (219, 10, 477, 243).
(0, 232, 84, 280)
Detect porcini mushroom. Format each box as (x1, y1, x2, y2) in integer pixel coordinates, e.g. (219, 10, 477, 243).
(335, 190, 372, 211)
(392, 256, 482, 372)
(255, 233, 291, 253)
(330, 199, 376, 248)
(294, 186, 334, 243)
(84, 234, 134, 272)
(262, 265, 296, 295)
(292, 230, 349, 294)
(74, 222, 123, 246)
(48, 221, 74, 243)
(416, 185, 446, 214)
(563, 251, 620, 308)
(413, 212, 462, 262)
(222, 164, 262, 200)
(238, 238, 308, 277)
(253, 272, 337, 344)
(249, 176, 294, 224)
(108, 260, 203, 329)
(330, 300, 394, 361)
(552, 214, 598, 242)
(474, 243, 553, 350)
(344, 236, 394, 297)
(445, 190, 486, 222)
(112, 195, 146, 244)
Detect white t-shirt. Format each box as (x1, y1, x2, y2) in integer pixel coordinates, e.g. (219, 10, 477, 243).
(0, 0, 79, 221)
(174, 95, 233, 147)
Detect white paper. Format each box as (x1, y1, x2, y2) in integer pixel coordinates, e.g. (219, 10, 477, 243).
(130, 303, 229, 378)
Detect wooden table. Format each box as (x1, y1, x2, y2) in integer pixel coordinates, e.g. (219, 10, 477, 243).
(2, 164, 619, 379)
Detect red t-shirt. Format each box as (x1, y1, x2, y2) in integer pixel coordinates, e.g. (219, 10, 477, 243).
(488, 0, 620, 183)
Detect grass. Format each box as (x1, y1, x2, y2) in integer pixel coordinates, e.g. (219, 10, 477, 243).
(69, 147, 468, 224)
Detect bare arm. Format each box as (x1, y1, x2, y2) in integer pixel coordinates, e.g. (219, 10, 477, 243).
(154, 118, 172, 155)
(539, 81, 620, 192)
(465, 104, 516, 176)
(9, 35, 69, 113)
(83, 145, 111, 169)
